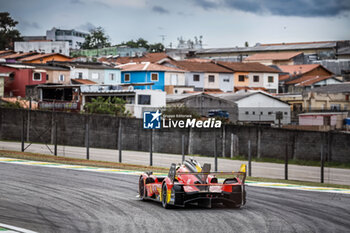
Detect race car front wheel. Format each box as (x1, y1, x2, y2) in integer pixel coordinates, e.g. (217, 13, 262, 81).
(161, 184, 170, 209)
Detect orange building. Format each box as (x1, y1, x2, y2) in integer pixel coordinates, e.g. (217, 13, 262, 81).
(18, 53, 72, 64)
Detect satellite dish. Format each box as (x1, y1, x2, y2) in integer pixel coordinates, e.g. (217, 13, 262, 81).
(128, 85, 134, 91)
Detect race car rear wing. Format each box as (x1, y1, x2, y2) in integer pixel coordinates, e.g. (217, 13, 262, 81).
(168, 163, 247, 184)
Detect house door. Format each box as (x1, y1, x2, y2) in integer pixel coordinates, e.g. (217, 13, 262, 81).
(171, 74, 178, 85)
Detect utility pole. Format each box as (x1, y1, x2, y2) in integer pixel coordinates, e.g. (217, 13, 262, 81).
(159, 35, 166, 45)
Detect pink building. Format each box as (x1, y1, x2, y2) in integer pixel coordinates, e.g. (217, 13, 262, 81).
(299, 112, 348, 128)
(0, 64, 46, 97)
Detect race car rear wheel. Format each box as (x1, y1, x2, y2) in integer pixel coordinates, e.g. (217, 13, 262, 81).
(161, 184, 170, 209)
(138, 176, 146, 200)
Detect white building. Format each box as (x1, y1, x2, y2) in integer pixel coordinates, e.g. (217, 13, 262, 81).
(14, 41, 70, 56)
(80, 87, 166, 118)
(213, 91, 291, 124)
(46, 28, 88, 49)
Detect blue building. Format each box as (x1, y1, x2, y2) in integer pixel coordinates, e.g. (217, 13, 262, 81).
(119, 62, 186, 92)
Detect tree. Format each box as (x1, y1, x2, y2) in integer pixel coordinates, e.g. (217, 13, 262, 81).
(118, 38, 165, 53)
(244, 41, 249, 47)
(84, 96, 130, 117)
(0, 12, 21, 50)
(148, 43, 165, 52)
(80, 26, 111, 49)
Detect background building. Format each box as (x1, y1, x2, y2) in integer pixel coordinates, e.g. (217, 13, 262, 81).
(14, 41, 70, 56)
(46, 27, 88, 49)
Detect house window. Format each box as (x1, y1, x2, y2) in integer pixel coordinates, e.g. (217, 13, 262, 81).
(138, 95, 151, 105)
(268, 76, 274, 83)
(124, 73, 130, 82)
(59, 74, 65, 82)
(245, 111, 249, 115)
(33, 72, 42, 81)
(193, 74, 200, 82)
(51, 49, 55, 53)
(92, 73, 99, 79)
(46, 74, 49, 81)
(151, 73, 158, 81)
(9, 73, 14, 81)
(208, 75, 215, 82)
(223, 79, 230, 82)
(252, 111, 255, 115)
(238, 75, 245, 82)
(109, 73, 115, 81)
(253, 75, 259, 82)
(78, 72, 83, 79)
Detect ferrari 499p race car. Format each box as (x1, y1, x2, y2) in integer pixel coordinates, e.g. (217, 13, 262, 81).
(138, 159, 246, 208)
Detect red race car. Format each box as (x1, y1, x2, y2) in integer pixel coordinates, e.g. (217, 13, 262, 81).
(138, 159, 246, 208)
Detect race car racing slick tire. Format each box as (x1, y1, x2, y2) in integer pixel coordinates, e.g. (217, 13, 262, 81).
(161, 184, 170, 209)
(138, 176, 146, 201)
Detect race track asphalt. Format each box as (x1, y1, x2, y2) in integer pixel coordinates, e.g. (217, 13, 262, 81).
(0, 163, 349, 233)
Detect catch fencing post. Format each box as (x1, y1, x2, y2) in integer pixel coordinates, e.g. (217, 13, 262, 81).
(150, 130, 153, 166)
(230, 133, 234, 159)
(118, 119, 122, 163)
(54, 121, 57, 156)
(222, 125, 225, 157)
(214, 135, 218, 172)
(285, 144, 288, 180)
(248, 140, 252, 177)
(182, 134, 185, 163)
(21, 112, 25, 152)
(85, 118, 89, 160)
(321, 145, 324, 183)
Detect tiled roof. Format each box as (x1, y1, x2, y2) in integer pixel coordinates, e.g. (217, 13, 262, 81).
(279, 74, 290, 81)
(196, 41, 338, 54)
(278, 64, 332, 75)
(100, 52, 169, 64)
(71, 79, 97, 84)
(216, 61, 280, 73)
(19, 53, 71, 61)
(2, 52, 38, 59)
(307, 83, 350, 93)
(286, 75, 333, 85)
(118, 62, 185, 72)
(244, 52, 303, 61)
(234, 86, 268, 91)
(294, 76, 337, 86)
(184, 58, 212, 63)
(0, 50, 14, 55)
(170, 60, 232, 73)
(260, 41, 338, 46)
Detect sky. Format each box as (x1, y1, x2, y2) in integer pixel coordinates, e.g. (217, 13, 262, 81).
(1, 0, 350, 48)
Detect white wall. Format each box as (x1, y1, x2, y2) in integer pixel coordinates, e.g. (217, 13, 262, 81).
(164, 72, 185, 86)
(262, 73, 279, 93)
(130, 90, 166, 118)
(203, 72, 219, 89)
(248, 73, 264, 88)
(185, 72, 204, 88)
(236, 93, 291, 124)
(14, 41, 70, 56)
(70, 68, 89, 80)
(219, 73, 234, 92)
